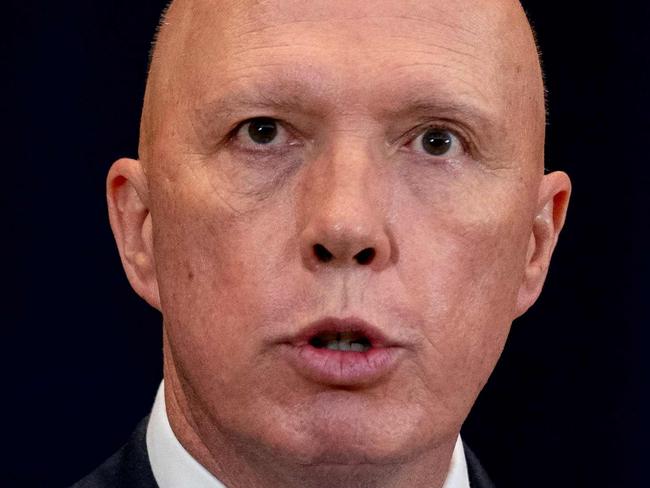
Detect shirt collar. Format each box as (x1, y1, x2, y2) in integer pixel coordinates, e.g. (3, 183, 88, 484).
(146, 381, 226, 488)
(146, 381, 470, 488)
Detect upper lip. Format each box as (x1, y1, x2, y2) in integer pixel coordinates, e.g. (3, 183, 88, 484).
(286, 316, 399, 348)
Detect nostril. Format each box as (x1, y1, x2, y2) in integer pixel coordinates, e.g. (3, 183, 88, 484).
(354, 248, 375, 265)
(313, 244, 334, 263)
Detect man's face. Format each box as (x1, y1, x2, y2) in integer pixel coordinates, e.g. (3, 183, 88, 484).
(118, 0, 565, 471)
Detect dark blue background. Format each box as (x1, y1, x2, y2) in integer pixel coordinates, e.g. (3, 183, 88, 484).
(4, 1, 648, 486)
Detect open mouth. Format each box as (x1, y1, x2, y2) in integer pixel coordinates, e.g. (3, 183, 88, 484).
(282, 317, 402, 385)
(308, 331, 372, 352)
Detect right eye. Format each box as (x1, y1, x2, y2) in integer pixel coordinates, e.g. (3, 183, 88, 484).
(234, 117, 290, 148)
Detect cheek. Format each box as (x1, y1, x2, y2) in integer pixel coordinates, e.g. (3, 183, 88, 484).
(148, 167, 305, 392)
(396, 179, 533, 405)
(401, 169, 533, 307)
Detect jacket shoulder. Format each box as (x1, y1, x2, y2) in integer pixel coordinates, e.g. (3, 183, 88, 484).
(70, 416, 158, 488)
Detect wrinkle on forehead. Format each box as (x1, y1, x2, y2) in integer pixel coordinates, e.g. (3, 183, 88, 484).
(140, 0, 545, 171)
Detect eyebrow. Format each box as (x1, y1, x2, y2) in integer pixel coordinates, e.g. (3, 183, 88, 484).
(193, 77, 498, 140)
(388, 97, 495, 128)
(195, 79, 327, 124)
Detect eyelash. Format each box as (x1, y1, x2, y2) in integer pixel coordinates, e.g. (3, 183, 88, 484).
(229, 119, 291, 146)
(403, 123, 468, 154)
(229, 118, 470, 157)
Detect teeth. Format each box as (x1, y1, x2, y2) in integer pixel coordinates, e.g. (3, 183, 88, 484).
(323, 340, 370, 352)
(310, 332, 372, 352)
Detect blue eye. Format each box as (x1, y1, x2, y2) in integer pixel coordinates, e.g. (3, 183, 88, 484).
(247, 117, 278, 144)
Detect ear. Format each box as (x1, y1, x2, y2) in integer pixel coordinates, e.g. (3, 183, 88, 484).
(515, 171, 571, 317)
(106, 158, 161, 311)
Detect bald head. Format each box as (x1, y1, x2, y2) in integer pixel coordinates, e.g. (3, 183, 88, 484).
(140, 0, 546, 173)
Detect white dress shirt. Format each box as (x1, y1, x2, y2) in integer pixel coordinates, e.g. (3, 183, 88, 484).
(147, 381, 470, 488)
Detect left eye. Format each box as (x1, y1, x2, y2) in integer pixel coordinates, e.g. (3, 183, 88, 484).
(409, 128, 462, 157)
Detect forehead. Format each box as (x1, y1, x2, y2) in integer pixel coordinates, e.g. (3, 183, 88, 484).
(168, 0, 522, 111)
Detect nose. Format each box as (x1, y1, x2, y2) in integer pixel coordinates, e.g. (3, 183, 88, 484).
(298, 148, 394, 272)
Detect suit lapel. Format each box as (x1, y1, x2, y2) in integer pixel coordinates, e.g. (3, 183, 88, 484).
(71, 416, 158, 488)
(463, 443, 496, 488)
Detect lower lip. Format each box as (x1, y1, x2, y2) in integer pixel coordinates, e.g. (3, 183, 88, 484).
(281, 344, 403, 386)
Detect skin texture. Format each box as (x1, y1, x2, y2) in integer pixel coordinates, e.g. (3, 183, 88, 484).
(107, 1, 571, 487)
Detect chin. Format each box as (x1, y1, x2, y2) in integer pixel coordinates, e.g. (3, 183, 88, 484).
(263, 401, 441, 467)
(294, 439, 414, 466)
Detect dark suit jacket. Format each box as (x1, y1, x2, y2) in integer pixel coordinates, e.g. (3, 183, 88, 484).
(71, 417, 495, 488)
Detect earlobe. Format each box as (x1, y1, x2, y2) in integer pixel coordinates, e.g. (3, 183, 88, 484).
(515, 171, 571, 317)
(107, 158, 161, 310)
